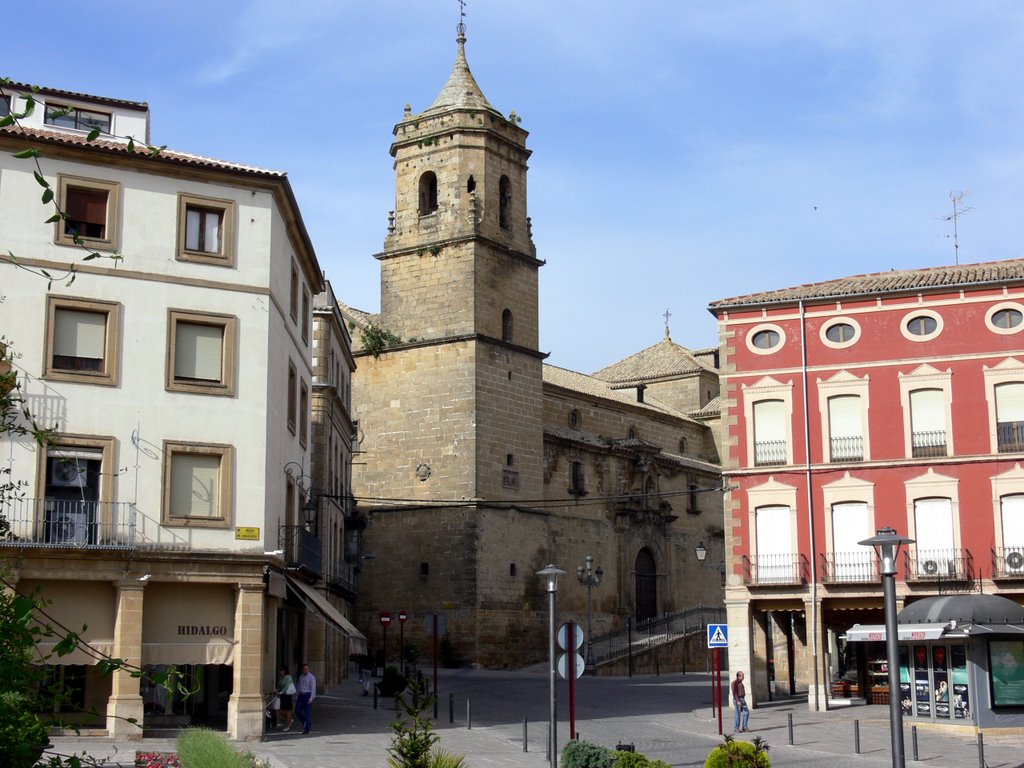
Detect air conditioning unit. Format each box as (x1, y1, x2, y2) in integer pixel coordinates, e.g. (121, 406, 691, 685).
(1007, 550, 1024, 573)
(921, 559, 940, 576)
(50, 460, 86, 488)
(46, 506, 91, 545)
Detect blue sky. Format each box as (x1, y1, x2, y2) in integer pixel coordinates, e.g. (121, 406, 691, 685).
(6, 1, 1024, 373)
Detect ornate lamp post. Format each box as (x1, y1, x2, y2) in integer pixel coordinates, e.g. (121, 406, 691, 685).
(859, 527, 914, 768)
(537, 564, 565, 768)
(576, 554, 603, 666)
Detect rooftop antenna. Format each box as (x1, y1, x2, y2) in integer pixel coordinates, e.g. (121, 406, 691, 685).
(663, 309, 672, 340)
(942, 190, 973, 265)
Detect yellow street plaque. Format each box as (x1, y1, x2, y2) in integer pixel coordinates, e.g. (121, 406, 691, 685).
(235, 527, 260, 540)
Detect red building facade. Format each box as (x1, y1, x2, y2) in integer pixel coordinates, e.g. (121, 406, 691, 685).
(710, 259, 1024, 717)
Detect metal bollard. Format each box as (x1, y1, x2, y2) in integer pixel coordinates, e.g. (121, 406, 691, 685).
(523, 717, 528, 752)
(787, 713, 793, 746)
(977, 732, 985, 768)
(656, 660, 660, 677)
(373, 684, 378, 710)
(854, 719, 860, 754)
(467, 699, 472, 730)
(449, 693, 454, 724)
(546, 724, 551, 762)
(912, 725, 918, 761)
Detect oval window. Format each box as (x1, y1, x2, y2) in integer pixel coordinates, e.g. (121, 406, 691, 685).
(825, 323, 856, 343)
(992, 308, 1023, 330)
(906, 315, 937, 337)
(751, 329, 781, 350)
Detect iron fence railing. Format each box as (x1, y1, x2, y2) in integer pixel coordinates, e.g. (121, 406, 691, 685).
(997, 423, 1024, 453)
(754, 440, 787, 466)
(743, 553, 808, 586)
(903, 548, 973, 582)
(0, 498, 136, 549)
(819, 551, 879, 583)
(991, 546, 1024, 579)
(280, 525, 323, 579)
(588, 604, 726, 667)
(829, 436, 864, 462)
(911, 430, 947, 458)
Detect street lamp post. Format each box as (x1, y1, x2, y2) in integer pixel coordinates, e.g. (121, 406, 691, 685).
(576, 555, 603, 667)
(859, 527, 914, 768)
(537, 564, 565, 768)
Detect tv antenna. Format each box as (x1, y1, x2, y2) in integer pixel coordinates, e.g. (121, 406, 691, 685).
(942, 190, 973, 265)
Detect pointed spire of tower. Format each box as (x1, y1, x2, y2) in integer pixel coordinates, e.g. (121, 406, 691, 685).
(426, 20, 499, 115)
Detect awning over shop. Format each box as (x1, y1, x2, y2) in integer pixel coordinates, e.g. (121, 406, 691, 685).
(846, 622, 952, 642)
(23, 579, 116, 665)
(142, 583, 236, 665)
(286, 576, 367, 655)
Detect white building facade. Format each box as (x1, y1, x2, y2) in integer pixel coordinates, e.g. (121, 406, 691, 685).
(0, 83, 362, 740)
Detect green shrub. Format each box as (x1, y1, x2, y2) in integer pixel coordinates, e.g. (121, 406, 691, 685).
(562, 739, 614, 768)
(613, 751, 671, 768)
(427, 749, 467, 768)
(177, 727, 245, 768)
(378, 665, 408, 697)
(704, 734, 771, 768)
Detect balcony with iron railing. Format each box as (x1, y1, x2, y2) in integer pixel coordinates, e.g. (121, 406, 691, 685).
(991, 546, 1024, 579)
(742, 553, 808, 586)
(829, 436, 863, 462)
(911, 430, 947, 458)
(903, 548, 973, 582)
(754, 440, 787, 467)
(0, 498, 136, 549)
(279, 525, 323, 580)
(997, 422, 1024, 454)
(819, 551, 879, 584)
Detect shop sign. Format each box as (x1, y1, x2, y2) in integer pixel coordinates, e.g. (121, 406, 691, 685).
(235, 527, 260, 540)
(177, 625, 230, 636)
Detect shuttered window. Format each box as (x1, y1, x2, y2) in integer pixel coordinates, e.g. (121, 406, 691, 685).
(174, 322, 223, 382)
(1001, 495, 1024, 550)
(170, 453, 221, 518)
(53, 309, 106, 372)
(753, 399, 787, 465)
(910, 389, 946, 456)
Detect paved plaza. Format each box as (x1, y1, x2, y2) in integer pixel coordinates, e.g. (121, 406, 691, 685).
(52, 668, 1024, 767)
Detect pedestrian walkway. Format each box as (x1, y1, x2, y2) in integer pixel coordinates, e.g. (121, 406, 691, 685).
(49, 669, 1024, 767)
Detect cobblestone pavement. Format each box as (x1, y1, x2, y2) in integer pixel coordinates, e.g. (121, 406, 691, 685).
(51, 668, 1024, 767)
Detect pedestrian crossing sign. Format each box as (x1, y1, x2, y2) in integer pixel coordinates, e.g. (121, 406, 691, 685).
(707, 623, 729, 648)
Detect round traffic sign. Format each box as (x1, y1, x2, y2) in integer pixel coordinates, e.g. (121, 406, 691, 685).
(557, 652, 586, 680)
(557, 622, 584, 651)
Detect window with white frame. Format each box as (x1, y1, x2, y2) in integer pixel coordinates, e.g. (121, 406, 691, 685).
(830, 501, 872, 580)
(44, 296, 121, 386)
(1000, 495, 1024, 574)
(753, 400, 787, 466)
(995, 382, 1024, 453)
(755, 505, 794, 583)
(177, 194, 236, 266)
(55, 176, 120, 250)
(909, 389, 947, 458)
(913, 497, 955, 577)
(166, 310, 237, 396)
(828, 395, 864, 462)
(45, 103, 111, 134)
(986, 303, 1024, 334)
(163, 442, 233, 526)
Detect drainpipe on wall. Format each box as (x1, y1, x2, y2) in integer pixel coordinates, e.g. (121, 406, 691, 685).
(799, 299, 821, 712)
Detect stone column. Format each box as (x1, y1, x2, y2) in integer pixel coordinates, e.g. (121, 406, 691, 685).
(803, 596, 826, 711)
(228, 582, 265, 741)
(107, 581, 145, 740)
(724, 584, 753, 704)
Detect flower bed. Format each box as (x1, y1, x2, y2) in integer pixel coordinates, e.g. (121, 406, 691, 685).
(135, 751, 182, 768)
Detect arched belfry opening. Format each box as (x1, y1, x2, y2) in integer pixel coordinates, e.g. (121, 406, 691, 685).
(419, 171, 438, 215)
(635, 548, 657, 621)
(498, 175, 511, 230)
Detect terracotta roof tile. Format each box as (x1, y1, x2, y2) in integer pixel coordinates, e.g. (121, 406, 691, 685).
(592, 337, 714, 386)
(710, 258, 1024, 310)
(543, 364, 691, 420)
(691, 395, 721, 419)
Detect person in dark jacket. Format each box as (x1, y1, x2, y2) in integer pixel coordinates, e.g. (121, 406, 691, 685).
(731, 670, 750, 732)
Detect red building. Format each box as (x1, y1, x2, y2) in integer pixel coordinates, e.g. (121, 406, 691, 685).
(710, 259, 1024, 724)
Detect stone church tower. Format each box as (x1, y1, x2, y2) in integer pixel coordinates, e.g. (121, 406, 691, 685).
(351, 26, 552, 665)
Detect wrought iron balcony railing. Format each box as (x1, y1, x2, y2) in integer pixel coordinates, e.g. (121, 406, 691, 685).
(991, 546, 1024, 579)
(911, 430, 947, 458)
(743, 553, 808, 586)
(754, 440, 787, 466)
(829, 436, 864, 462)
(903, 548, 973, 582)
(279, 525, 323, 580)
(0, 498, 136, 549)
(819, 551, 879, 583)
(997, 422, 1024, 453)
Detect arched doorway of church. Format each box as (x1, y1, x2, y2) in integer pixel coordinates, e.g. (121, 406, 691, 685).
(635, 548, 657, 620)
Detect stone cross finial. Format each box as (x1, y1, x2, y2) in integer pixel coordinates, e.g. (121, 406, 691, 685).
(663, 309, 672, 339)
